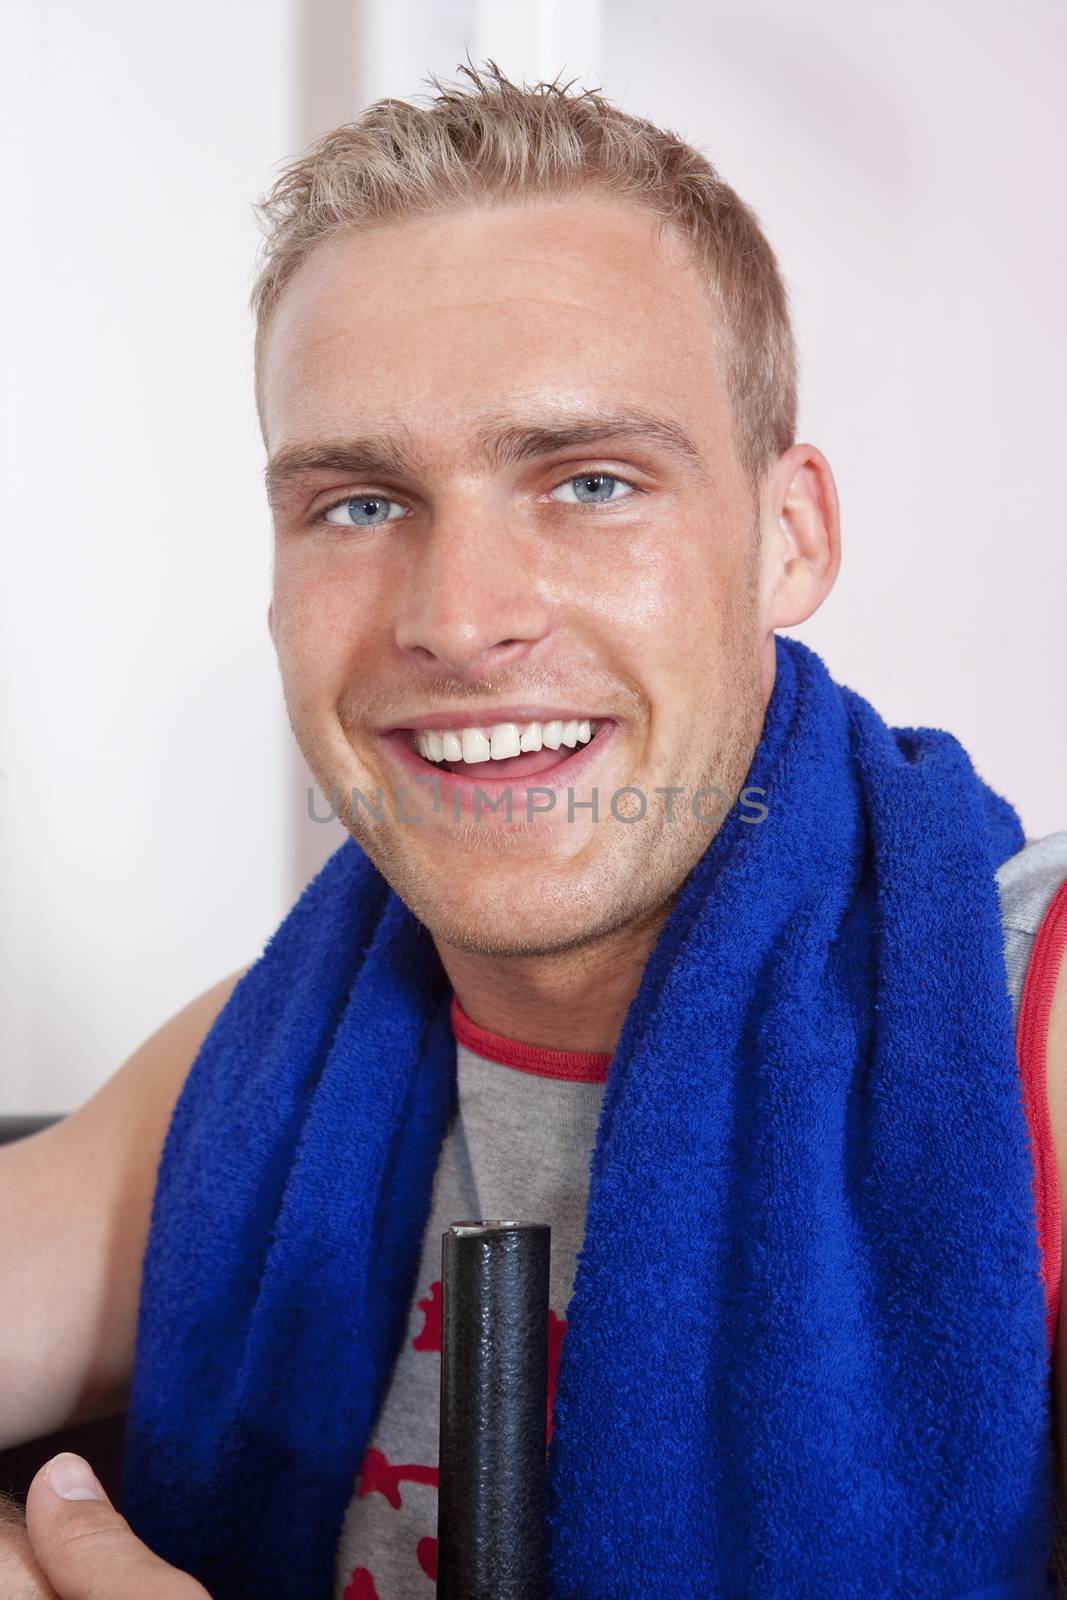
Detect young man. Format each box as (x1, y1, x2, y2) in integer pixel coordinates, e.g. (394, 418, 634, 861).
(3, 64, 1066, 1600)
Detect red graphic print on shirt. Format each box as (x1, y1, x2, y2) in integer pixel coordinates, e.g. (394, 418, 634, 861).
(417, 1536, 438, 1579)
(357, 1447, 439, 1510)
(343, 1569, 380, 1600)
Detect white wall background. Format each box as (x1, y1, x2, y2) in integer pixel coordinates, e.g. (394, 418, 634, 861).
(2, 0, 1064, 1111)
(1, 0, 297, 1113)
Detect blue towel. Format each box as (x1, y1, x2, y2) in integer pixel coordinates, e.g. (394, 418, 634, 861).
(123, 635, 1055, 1598)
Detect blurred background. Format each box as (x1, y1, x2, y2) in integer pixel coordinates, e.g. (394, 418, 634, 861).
(2, 0, 1065, 1112)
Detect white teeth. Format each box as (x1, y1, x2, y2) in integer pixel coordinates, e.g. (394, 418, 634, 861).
(489, 723, 520, 760)
(461, 727, 492, 763)
(413, 718, 599, 765)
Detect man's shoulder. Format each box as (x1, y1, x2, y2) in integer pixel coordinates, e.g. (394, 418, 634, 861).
(996, 830, 1067, 939)
(996, 831, 1067, 1031)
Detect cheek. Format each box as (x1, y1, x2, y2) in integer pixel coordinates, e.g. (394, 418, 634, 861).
(271, 551, 389, 699)
(572, 519, 739, 678)
(583, 543, 680, 633)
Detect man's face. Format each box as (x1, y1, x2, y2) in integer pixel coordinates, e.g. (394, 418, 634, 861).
(262, 195, 771, 957)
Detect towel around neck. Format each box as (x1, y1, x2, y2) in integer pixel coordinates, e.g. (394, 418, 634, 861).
(123, 635, 1054, 1599)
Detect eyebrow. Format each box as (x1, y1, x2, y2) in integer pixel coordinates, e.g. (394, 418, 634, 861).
(263, 409, 707, 507)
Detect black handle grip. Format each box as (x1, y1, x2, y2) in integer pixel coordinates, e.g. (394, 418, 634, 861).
(436, 1220, 550, 1600)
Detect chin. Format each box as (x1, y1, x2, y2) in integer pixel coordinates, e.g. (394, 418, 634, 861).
(425, 903, 600, 959)
(379, 834, 678, 961)
(377, 856, 599, 955)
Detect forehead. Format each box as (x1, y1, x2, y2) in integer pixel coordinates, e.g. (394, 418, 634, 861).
(259, 194, 732, 466)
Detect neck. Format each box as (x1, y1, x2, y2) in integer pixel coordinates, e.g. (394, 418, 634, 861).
(435, 899, 673, 1055)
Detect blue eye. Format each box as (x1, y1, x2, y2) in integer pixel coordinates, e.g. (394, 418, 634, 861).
(550, 474, 635, 505)
(322, 495, 407, 527)
(318, 476, 634, 524)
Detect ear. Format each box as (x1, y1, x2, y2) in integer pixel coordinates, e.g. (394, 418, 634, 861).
(759, 442, 841, 629)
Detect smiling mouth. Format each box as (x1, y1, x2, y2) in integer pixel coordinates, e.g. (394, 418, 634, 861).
(402, 718, 601, 780)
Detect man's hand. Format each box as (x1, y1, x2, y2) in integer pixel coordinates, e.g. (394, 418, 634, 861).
(3, 1452, 212, 1599)
(0, 1485, 55, 1598)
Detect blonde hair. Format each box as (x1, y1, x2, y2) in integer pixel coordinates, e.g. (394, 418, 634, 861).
(250, 61, 797, 489)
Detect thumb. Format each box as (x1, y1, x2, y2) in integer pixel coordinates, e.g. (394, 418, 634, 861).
(25, 1454, 210, 1600)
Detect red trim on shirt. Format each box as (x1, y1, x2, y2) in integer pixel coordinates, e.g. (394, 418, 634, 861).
(1016, 877, 1067, 1356)
(450, 995, 612, 1083)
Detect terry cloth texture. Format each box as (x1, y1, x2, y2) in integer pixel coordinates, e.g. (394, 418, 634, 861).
(123, 634, 1057, 1599)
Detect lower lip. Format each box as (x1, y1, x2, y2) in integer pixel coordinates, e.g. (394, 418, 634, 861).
(379, 725, 615, 820)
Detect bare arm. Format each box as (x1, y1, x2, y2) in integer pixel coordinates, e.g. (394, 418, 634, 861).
(0, 969, 247, 1453)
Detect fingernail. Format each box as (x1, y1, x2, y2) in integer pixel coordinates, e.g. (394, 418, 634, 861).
(44, 1453, 105, 1502)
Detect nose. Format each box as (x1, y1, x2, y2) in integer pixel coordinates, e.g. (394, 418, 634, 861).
(393, 502, 554, 677)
